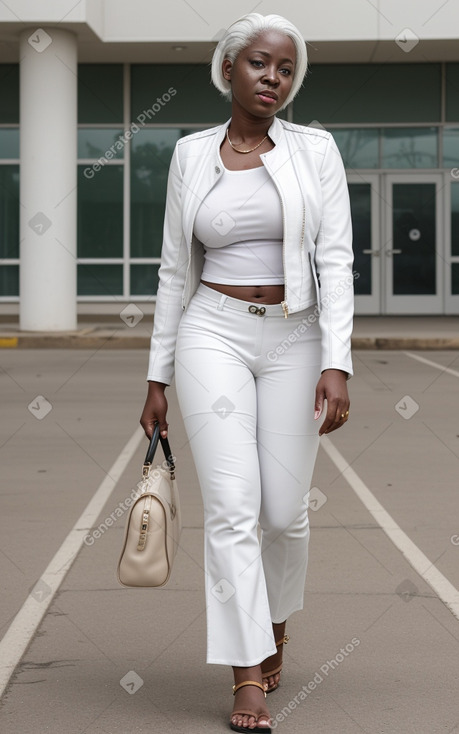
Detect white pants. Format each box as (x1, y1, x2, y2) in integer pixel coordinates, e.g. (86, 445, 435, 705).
(174, 284, 322, 666)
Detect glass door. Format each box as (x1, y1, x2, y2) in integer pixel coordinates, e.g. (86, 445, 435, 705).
(384, 174, 443, 314)
(347, 174, 380, 314)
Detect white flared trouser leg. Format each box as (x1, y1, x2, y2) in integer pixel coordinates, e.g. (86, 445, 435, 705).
(174, 284, 321, 666)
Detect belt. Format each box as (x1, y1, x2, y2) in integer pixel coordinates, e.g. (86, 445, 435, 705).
(197, 283, 285, 317)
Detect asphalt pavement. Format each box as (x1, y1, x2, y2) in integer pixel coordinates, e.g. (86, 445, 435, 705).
(0, 346, 458, 733)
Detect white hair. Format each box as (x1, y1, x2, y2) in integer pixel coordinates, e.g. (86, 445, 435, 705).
(211, 13, 308, 110)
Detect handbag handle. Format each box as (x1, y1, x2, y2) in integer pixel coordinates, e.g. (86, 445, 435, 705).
(143, 421, 175, 476)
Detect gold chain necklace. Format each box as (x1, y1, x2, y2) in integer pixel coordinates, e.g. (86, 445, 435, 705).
(226, 128, 268, 154)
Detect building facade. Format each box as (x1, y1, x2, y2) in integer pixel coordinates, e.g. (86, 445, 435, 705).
(0, 1, 458, 329)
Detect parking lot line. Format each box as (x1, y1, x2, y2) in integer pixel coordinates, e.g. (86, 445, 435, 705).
(321, 435, 459, 621)
(0, 425, 145, 700)
(405, 351, 459, 378)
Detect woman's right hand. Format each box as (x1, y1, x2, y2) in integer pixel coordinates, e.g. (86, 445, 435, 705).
(140, 381, 168, 439)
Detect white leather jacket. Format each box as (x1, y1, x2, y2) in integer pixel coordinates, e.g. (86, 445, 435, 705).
(147, 116, 354, 384)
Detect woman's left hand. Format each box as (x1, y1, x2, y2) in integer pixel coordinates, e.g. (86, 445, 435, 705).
(314, 369, 350, 435)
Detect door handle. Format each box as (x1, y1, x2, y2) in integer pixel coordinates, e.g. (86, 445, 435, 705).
(362, 249, 380, 257)
(385, 249, 402, 256)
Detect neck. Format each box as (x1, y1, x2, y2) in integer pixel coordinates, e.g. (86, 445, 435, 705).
(228, 104, 274, 142)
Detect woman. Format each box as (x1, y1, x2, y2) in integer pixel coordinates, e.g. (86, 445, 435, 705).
(140, 12, 353, 733)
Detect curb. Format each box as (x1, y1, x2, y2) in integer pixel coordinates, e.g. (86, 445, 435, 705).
(351, 337, 459, 350)
(1, 333, 459, 350)
(0, 332, 150, 349)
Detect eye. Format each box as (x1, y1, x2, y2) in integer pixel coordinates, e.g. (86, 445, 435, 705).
(250, 59, 264, 68)
(280, 68, 292, 76)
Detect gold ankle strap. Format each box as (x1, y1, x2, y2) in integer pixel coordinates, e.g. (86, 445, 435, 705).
(232, 680, 267, 698)
(275, 634, 290, 647)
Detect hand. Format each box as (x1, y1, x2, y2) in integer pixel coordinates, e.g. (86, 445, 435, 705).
(314, 369, 350, 436)
(140, 381, 168, 439)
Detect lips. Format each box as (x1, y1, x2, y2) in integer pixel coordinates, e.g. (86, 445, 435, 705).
(257, 90, 278, 103)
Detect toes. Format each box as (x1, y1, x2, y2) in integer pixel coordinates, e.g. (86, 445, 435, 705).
(268, 673, 280, 689)
(257, 716, 271, 730)
(231, 714, 257, 730)
(264, 674, 279, 691)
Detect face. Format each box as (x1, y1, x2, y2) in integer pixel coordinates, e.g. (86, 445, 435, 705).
(222, 29, 296, 118)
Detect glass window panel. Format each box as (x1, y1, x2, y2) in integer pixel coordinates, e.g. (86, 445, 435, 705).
(332, 129, 378, 169)
(452, 183, 459, 257)
(0, 165, 19, 258)
(77, 264, 123, 296)
(78, 128, 124, 160)
(0, 265, 19, 296)
(0, 129, 19, 159)
(452, 264, 459, 295)
(293, 64, 441, 124)
(77, 165, 123, 258)
(392, 183, 436, 295)
(382, 128, 437, 168)
(130, 264, 160, 296)
(78, 64, 123, 124)
(0, 65, 19, 124)
(443, 128, 459, 169)
(445, 64, 459, 122)
(130, 128, 183, 258)
(131, 65, 230, 124)
(348, 184, 372, 294)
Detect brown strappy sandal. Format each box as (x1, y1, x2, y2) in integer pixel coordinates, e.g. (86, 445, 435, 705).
(261, 634, 290, 693)
(230, 680, 271, 733)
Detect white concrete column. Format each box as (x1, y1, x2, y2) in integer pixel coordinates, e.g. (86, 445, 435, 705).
(19, 27, 77, 331)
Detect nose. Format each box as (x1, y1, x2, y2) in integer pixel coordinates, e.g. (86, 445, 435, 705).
(262, 65, 280, 85)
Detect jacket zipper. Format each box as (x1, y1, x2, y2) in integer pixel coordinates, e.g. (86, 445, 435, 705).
(266, 165, 289, 318)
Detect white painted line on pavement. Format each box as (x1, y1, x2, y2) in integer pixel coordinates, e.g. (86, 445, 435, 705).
(321, 435, 459, 621)
(404, 352, 459, 379)
(0, 425, 145, 700)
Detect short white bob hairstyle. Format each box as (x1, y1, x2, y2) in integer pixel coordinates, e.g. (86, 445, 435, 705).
(211, 13, 308, 110)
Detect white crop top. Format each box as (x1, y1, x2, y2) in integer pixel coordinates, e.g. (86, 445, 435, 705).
(194, 164, 284, 285)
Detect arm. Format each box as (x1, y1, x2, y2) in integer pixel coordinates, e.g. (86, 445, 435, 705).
(140, 380, 168, 440)
(314, 134, 354, 434)
(146, 141, 188, 387)
(314, 369, 350, 435)
(140, 142, 187, 439)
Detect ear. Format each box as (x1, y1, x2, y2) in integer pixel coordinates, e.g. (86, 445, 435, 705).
(222, 58, 232, 81)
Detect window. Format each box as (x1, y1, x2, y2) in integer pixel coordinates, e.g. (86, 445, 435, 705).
(333, 128, 378, 169)
(130, 128, 183, 258)
(78, 65, 123, 124)
(452, 183, 459, 257)
(131, 64, 229, 125)
(445, 64, 459, 122)
(443, 128, 459, 169)
(293, 63, 441, 124)
(381, 128, 438, 168)
(0, 166, 19, 296)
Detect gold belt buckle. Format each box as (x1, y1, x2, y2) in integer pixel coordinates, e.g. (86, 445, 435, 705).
(248, 305, 266, 316)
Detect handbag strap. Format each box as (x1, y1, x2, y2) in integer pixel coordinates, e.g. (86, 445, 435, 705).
(143, 422, 175, 478)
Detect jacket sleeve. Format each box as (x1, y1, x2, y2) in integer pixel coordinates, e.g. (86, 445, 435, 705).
(146, 141, 188, 384)
(315, 133, 354, 378)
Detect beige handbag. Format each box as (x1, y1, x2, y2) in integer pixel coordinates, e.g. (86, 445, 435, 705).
(117, 423, 181, 587)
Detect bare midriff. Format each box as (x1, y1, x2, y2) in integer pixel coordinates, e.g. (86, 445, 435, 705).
(200, 280, 284, 304)
(201, 138, 284, 304)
